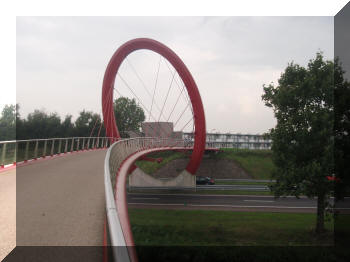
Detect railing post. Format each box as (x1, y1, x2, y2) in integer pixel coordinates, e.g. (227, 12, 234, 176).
(1, 143, 7, 167)
(34, 140, 39, 160)
(77, 138, 80, 151)
(24, 141, 29, 162)
(71, 138, 74, 152)
(13, 142, 17, 164)
(87, 138, 91, 150)
(50, 139, 55, 156)
(92, 138, 96, 149)
(43, 140, 47, 158)
(64, 139, 68, 154)
(82, 138, 85, 151)
(58, 139, 62, 154)
(96, 138, 100, 148)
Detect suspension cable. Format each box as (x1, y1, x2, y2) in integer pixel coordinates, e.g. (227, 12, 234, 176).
(166, 81, 187, 122)
(179, 117, 193, 132)
(113, 88, 172, 141)
(158, 68, 176, 122)
(149, 55, 161, 121)
(163, 59, 191, 105)
(173, 101, 191, 128)
(126, 57, 163, 114)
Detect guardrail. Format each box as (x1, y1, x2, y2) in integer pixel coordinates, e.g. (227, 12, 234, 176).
(0, 137, 114, 168)
(104, 137, 189, 262)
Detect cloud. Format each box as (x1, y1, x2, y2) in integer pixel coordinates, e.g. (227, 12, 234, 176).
(16, 16, 333, 134)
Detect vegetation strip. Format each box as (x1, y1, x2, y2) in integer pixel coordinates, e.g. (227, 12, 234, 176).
(129, 208, 333, 246)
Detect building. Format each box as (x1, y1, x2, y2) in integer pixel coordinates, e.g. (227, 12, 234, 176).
(141, 122, 183, 139)
(183, 132, 272, 149)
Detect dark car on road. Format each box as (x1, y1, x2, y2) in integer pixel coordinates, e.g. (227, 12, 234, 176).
(196, 176, 215, 185)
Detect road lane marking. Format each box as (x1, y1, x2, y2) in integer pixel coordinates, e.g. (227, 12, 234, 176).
(130, 197, 159, 200)
(128, 203, 317, 209)
(127, 193, 312, 199)
(244, 200, 274, 203)
(129, 203, 183, 206)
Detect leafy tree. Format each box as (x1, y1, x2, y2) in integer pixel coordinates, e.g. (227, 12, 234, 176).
(262, 52, 335, 234)
(61, 115, 75, 137)
(0, 104, 16, 140)
(74, 110, 102, 137)
(334, 58, 350, 200)
(114, 97, 145, 137)
(23, 110, 62, 139)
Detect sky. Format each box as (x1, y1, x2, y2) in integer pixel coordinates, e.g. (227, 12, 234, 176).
(16, 16, 334, 134)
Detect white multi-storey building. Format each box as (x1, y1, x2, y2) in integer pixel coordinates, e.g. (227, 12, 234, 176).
(183, 132, 272, 150)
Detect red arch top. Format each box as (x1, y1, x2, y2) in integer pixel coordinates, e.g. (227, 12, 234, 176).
(102, 38, 206, 174)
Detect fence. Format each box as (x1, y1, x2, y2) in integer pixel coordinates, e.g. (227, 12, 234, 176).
(0, 137, 113, 168)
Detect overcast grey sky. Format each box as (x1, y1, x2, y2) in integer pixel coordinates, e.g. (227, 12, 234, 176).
(16, 16, 333, 134)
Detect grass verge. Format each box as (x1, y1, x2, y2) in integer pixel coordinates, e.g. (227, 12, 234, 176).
(212, 148, 275, 180)
(129, 208, 333, 246)
(135, 151, 187, 174)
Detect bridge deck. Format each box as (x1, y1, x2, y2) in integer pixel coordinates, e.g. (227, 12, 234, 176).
(16, 150, 107, 246)
(0, 169, 16, 261)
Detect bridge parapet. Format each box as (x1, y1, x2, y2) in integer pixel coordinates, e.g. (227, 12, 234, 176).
(107, 137, 186, 193)
(104, 137, 188, 262)
(0, 137, 113, 169)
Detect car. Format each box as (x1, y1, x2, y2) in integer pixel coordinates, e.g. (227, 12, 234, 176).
(196, 176, 215, 185)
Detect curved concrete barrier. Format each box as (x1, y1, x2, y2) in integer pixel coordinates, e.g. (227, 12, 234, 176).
(129, 168, 195, 188)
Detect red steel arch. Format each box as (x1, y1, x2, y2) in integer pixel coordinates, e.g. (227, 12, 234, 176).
(102, 38, 206, 174)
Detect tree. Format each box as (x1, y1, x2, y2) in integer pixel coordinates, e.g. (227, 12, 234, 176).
(74, 110, 102, 137)
(113, 97, 145, 137)
(61, 115, 75, 137)
(23, 110, 62, 139)
(0, 104, 16, 140)
(262, 52, 336, 234)
(334, 58, 350, 200)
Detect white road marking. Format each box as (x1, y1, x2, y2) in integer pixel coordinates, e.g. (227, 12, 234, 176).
(128, 193, 311, 198)
(129, 203, 183, 206)
(131, 197, 159, 200)
(128, 203, 317, 209)
(244, 200, 274, 203)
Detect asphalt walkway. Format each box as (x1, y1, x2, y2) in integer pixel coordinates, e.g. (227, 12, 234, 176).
(16, 150, 107, 246)
(0, 169, 16, 261)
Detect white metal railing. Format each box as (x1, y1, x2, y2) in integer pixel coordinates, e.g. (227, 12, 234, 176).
(0, 137, 114, 168)
(104, 137, 188, 262)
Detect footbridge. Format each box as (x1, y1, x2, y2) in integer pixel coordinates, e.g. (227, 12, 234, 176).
(0, 136, 216, 262)
(1, 38, 212, 262)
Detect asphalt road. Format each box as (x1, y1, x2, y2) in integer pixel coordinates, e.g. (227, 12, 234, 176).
(127, 193, 320, 212)
(128, 184, 269, 191)
(197, 184, 268, 190)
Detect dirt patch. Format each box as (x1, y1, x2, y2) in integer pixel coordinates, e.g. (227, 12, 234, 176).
(151, 157, 252, 179)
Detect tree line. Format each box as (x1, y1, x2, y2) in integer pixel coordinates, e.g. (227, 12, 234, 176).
(0, 97, 145, 141)
(0, 104, 106, 141)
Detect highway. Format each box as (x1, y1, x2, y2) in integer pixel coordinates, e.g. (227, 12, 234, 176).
(127, 192, 320, 212)
(129, 184, 269, 191)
